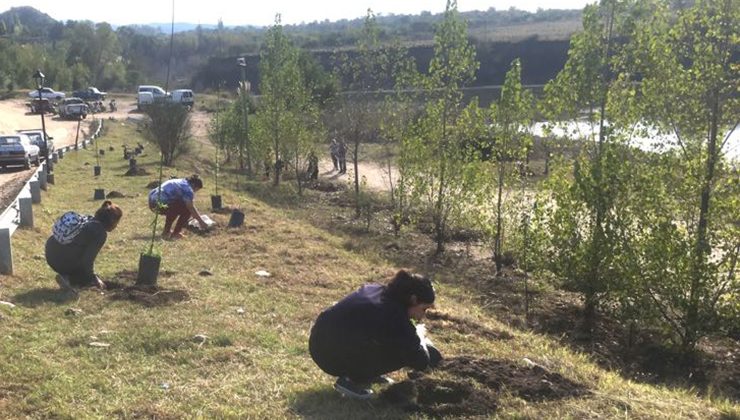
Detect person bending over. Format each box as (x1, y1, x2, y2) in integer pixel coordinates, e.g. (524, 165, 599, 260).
(46, 200, 123, 291)
(148, 174, 208, 239)
(309, 269, 442, 399)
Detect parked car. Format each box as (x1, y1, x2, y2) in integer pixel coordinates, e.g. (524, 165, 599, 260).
(137, 85, 167, 110)
(27, 87, 66, 101)
(72, 86, 106, 102)
(171, 89, 194, 108)
(28, 98, 56, 115)
(0, 134, 40, 170)
(16, 129, 54, 160)
(58, 97, 89, 120)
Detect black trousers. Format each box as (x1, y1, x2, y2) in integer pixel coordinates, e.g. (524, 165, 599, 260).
(309, 328, 441, 383)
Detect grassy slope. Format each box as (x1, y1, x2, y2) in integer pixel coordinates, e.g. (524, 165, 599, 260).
(0, 121, 737, 419)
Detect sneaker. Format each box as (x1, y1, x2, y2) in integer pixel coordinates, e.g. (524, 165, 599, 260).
(334, 377, 373, 399)
(369, 375, 395, 385)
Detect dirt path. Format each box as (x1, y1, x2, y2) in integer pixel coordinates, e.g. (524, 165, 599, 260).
(0, 96, 138, 213)
(318, 155, 395, 193)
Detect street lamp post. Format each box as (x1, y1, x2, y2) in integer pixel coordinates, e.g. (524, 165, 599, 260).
(32, 69, 50, 175)
(237, 57, 252, 177)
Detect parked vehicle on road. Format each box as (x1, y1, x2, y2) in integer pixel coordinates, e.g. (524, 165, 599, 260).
(58, 98, 89, 120)
(0, 134, 41, 170)
(137, 85, 168, 110)
(171, 89, 194, 109)
(27, 87, 66, 101)
(16, 129, 54, 160)
(28, 98, 56, 115)
(72, 87, 106, 102)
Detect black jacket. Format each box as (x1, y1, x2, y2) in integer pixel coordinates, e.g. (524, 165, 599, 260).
(309, 283, 432, 380)
(45, 220, 107, 286)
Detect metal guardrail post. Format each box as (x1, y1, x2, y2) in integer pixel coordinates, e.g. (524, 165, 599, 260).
(19, 196, 32, 227)
(52, 152, 58, 163)
(0, 228, 12, 274)
(58, 149, 64, 159)
(30, 180, 40, 204)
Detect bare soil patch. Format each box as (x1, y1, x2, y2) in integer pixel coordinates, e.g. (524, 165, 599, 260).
(105, 270, 188, 307)
(381, 356, 589, 416)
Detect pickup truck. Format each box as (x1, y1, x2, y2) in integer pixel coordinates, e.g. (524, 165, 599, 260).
(72, 87, 106, 101)
(58, 98, 89, 120)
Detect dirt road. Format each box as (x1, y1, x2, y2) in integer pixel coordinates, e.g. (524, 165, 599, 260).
(0, 97, 136, 213)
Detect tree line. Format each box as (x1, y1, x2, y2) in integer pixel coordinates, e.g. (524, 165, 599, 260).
(0, 5, 579, 94)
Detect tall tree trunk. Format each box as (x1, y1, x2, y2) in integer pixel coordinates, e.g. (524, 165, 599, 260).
(494, 161, 505, 274)
(354, 136, 360, 218)
(685, 91, 719, 350)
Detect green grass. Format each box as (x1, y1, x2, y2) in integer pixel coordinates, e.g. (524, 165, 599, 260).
(0, 121, 737, 418)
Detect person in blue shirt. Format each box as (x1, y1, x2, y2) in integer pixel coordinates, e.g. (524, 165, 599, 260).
(148, 174, 208, 239)
(309, 269, 442, 399)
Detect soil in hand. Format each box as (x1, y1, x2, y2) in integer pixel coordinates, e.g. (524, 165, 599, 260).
(380, 356, 589, 417)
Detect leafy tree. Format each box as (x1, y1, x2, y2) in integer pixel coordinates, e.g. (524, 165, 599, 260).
(255, 15, 321, 192)
(626, 0, 739, 350)
(380, 41, 421, 235)
(486, 58, 534, 274)
(541, 0, 648, 333)
(405, 0, 482, 254)
(331, 10, 388, 216)
(143, 102, 192, 166)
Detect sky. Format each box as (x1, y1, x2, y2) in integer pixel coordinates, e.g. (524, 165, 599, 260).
(3, 0, 593, 27)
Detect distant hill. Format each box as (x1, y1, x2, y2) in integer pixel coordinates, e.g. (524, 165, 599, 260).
(0, 6, 59, 38)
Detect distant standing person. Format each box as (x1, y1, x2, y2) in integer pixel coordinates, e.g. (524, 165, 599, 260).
(329, 139, 339, 171)
(337, 140, 347, 174)
(148, 174, 208, 240)
(307, 151, 319, 180)
(309, 269, 442, 399)
(46, 201, 123, 292)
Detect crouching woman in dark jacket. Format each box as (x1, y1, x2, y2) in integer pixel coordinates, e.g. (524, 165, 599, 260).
(45, 201, 123, 291)
(309, 269, 442, 399)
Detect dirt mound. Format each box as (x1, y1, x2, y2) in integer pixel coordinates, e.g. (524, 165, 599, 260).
(106, 190, 126, 198)
(124, 167, 150, 176)
(381, 356, 589, 417)
(105, 270, 186, 307)
(108, 287, 190, 307)
(306, 179, 344, 192)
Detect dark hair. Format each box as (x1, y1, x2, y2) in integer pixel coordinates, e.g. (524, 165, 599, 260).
(186, 174, 203, 190)
(383, 269, 435, 307)
(94, 200, 123, 230)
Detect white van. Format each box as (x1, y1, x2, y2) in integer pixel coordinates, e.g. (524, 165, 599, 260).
(137, 85, 168, 110)
(170, 89, 194, 108)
